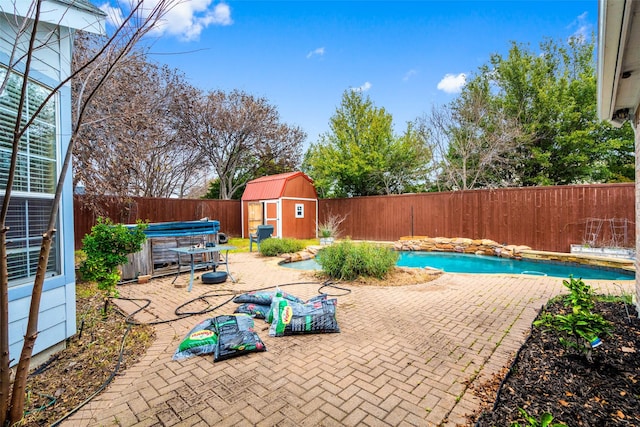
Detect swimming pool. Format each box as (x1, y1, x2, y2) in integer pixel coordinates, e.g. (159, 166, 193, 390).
(281, 251, 635, 280)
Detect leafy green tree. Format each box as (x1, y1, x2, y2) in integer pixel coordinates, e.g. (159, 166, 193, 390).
(481, 36, 634, 185)
(376, 121, 432, 194)
(589, 122, 635, 182)
(303, 90, 431, 197)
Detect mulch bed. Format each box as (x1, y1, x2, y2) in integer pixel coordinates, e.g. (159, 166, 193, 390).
(475, 299, 640, 426)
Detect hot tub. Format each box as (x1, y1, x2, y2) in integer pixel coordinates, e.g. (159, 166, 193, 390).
(121, 220, 221, 280)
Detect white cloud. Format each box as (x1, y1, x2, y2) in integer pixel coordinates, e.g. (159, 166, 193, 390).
(351, 81, 372, 92)
(403, 69, 417, 81)
(306, 47, 325, 59)
(569, 11, 591, 43)
(159, 1, 233, 40)
(212, 2, 232, 25)
(437, 73, 466, 94)
(99, 3, 125, 27)
(102, 1, 233, 42)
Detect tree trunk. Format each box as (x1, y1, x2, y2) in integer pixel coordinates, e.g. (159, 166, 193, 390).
(7, 93, 76, 423)
(634, 116, 640, 316)
(0, 232, 10, 426)
(8, 234, 53, 424)
(0, 2, 42, 423)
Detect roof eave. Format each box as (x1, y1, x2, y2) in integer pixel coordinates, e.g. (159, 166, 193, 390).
(0, 0, 106, 34)
(597, 0, 640, 127)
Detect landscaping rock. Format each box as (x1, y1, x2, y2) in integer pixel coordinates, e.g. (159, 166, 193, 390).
(395, 236, 531, 260)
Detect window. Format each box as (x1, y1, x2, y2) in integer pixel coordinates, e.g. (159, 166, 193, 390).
(0, 66, 60, 284)
(295, 203, 304, 218)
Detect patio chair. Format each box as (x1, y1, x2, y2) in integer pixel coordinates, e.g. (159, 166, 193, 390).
(249, 225, 274, 252)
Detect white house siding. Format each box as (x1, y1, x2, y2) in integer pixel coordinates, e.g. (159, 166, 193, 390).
(8, 287, 68, 359)
(0, 2, 104, 366)
(0, 17, 69, 81)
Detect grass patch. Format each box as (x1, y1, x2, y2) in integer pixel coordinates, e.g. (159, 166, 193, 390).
(259, 238, 307, 256)
(228, 237, 318, 253)
(227, 237, 250, 252)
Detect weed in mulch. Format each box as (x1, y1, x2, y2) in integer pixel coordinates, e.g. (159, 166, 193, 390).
(475, 298, 640, 426)
(20, 281, 155, 426)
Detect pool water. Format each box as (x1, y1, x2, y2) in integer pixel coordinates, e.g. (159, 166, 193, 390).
(282, 251, 635, 280)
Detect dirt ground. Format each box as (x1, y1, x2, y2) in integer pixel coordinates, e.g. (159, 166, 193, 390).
(21, 282, 155, 426)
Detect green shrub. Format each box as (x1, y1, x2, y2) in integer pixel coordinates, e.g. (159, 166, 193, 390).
(316, 240, 398, 280)
(259, 237, 306, 256)
(79, 218, 147, 296)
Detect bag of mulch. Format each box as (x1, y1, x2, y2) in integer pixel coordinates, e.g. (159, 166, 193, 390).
(213, 314, 267, 362)
(234, 303, 271, 319)
(269, 292, 340, 337)
(233, 290, 304, 306)
(172, 318, 218, 360)
(265, 293, 330, 323)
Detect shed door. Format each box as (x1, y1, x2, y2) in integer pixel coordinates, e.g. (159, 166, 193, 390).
(247, 202, 263, 234)
(265, 200, 279, 237)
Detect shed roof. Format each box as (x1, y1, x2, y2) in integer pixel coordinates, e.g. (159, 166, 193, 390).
(242, 171, 314, 201)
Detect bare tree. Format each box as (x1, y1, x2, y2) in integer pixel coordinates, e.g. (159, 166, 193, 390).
(180, 89, 306, 199)
(426, 84, 524, 191)
(73, 36, 205, 201)
(0, 1, 180, 424)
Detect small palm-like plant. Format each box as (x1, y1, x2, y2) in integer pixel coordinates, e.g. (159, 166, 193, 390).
(534, 276, 613, 359)
(562, 276, 595, 312)
(511, 407, 566, 427)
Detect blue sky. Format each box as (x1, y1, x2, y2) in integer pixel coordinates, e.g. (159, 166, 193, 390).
(100, 1, 597, 148)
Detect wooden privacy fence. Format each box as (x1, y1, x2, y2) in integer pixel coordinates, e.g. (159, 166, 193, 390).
(74, 183, 634, 253)
(318, 183, 635, 253)
(73, 196, 241, 249)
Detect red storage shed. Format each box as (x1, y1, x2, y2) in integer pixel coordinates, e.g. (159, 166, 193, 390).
(241, 172, 318, 239)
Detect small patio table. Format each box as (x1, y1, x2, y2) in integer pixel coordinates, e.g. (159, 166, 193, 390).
(168, 245, 236, 291)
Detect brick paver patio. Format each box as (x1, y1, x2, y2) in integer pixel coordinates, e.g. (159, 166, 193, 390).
(61, 252, 634, 427)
